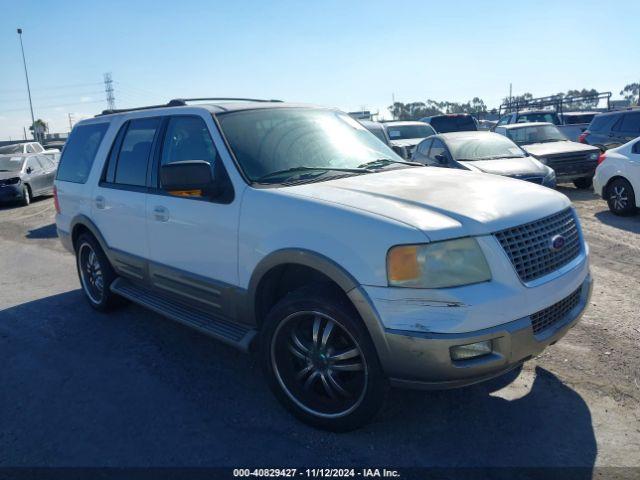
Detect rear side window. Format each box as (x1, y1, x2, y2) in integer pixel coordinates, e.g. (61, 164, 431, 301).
(588, 114, 618, 132)
(617, 113, 640, 133)
(114, 118, 160, 187)
(56, 123, 109, 183)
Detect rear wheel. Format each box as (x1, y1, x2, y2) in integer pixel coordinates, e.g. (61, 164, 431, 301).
(261, 285, 388, 431)
(606, 178, 637, 216)
(573, 177, 593, 189)
(75, 233, 122, 311)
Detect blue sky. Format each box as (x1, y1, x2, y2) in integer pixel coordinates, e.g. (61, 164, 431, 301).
(1, 0, 638, 139)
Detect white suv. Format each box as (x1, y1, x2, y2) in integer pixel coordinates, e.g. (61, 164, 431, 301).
(54, 98, 592, 431)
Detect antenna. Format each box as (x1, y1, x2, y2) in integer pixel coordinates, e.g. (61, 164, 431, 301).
(104, 72, 116, 110)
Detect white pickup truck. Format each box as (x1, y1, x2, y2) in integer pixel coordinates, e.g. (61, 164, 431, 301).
(54, 99, 592, 430)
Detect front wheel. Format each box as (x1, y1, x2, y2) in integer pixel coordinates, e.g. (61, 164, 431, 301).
(261, 285, 388, 431)
(606, 178, 637, 216)
(573, 177, 593, 189)
(21, 185, 31, 206)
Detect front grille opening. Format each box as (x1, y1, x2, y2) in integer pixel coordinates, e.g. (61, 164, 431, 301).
(531, 287, 582, 335)
(494, 208, 581, 283)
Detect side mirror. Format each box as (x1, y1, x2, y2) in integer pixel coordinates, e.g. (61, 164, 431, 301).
(434, 154, 448, 164)
(26, 166, 33, 174)
(160, 160, 218, 198)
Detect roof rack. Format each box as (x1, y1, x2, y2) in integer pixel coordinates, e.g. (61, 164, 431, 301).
(499, 91, 612, 116)
(97, 97, 283, 116)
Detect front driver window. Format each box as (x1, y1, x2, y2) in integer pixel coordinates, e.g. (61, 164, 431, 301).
(161, 116, 217, 167)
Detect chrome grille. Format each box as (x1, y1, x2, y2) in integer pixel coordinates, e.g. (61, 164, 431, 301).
(531, 287, 582, 335)
(494, 208, 581, 282)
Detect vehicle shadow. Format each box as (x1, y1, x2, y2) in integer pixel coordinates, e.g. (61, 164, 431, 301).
(26, 223, 58, 239)
(557, 185, 598, 203)
(0, 290, 596, 471)
(594, 210, 640, 234)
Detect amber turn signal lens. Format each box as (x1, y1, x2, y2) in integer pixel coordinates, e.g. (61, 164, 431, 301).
(387, 245, 420, 283)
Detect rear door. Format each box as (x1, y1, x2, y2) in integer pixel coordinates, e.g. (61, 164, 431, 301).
(145, 114, 240, 318)
(92, 117, 161, 280)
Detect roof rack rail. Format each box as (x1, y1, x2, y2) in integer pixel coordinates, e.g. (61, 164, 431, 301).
(168, 97, 283, 106)
(499, 91, 612, 116)
(97, 97, 284, 116)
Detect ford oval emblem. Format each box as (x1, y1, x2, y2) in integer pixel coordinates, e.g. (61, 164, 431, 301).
(549, 234, 566, 252)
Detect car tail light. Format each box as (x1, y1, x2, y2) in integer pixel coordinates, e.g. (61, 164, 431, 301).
(53, 185, 61, 213)
(578, 131, 589, 143)
(597, 153, 607, 165)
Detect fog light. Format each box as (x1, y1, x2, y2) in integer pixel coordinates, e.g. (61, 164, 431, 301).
(450, 340, 493, 361)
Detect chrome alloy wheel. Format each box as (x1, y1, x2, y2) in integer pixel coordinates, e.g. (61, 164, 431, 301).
(610, 185, 629, 211)
(271, 311, 368, 418)
(78, 243, 104, 304)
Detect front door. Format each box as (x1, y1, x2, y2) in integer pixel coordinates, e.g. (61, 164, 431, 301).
(91, 117, 161, 281)
(145, 114, 240, 320)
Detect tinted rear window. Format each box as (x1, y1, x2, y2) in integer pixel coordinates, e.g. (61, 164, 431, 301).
(56, 123, 109, 183)
(563, 114, 596, 125)
(588, 114, 619, 132)
(429, 116, 477, 133)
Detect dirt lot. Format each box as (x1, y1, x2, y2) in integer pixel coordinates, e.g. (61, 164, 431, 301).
(0, 186, 638, 468)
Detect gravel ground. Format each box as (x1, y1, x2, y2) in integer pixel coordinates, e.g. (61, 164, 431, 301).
(0, 187, 638, 469)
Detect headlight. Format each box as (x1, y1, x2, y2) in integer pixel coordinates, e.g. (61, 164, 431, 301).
(3, 177, 21, 185)
(588, 152, 598, 160)
(387, 238, 491, 288)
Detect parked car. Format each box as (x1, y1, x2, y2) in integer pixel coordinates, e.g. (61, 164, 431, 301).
(419, 113, 478, 133)
(494, 109, 592, 142)
(382, 121, 436, 158)
(412, 131, 556, 188)
(578, 109, 640, 152)
(55, 99, 591, 431)
(0, 141, 60, 158)
(0, 153, 57, 205)
(593, 137, 640, 215)
(358, 120, 390, 146)
(494, 122, 600, 188)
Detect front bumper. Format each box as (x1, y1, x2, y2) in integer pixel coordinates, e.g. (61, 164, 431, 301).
(379, 274, 592, 389)
(0, 184, 23, 202)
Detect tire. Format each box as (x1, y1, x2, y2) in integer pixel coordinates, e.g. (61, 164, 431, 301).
(606, 177, 637, 216)
(573, 177, 593, 189)
(21, 185, 31, 206)
(260, 284, 388, 431)
(75, 233, 123, 311)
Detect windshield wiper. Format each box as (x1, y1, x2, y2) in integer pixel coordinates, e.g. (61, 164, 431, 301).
(358, 158, 421, 169)
(255, 166, 367, 183)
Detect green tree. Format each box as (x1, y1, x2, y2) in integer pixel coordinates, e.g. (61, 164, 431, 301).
(620, 83, 640, 105)
(564, 88, 599, 109)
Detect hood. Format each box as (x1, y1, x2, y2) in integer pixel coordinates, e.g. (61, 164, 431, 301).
(522, 140, 599, 157)
(458, 156, 548, 176)
(0, 171, 22, 181)
(282, 167, 570, 241)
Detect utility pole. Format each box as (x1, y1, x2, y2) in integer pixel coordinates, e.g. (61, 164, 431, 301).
(509, 83, 513, 105)
(68, 113, 74, 132)
(17, 28, 36, 141)
(104, 73, 116, 110)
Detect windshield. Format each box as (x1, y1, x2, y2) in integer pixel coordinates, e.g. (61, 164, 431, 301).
(0, 144, 23, 154)
(448, 135, 526, 161)
(429, 116, 477, 133)
(0, 156, 25, 172)
(507, 125, 567, 145)
(217, 108, 404, 183)
(386, 124, 435, 140)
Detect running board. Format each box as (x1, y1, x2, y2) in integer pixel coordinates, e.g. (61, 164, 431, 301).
(110, 277, 256, 352)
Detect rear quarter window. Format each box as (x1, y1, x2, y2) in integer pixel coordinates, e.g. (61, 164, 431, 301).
(56, 123, 109, 183)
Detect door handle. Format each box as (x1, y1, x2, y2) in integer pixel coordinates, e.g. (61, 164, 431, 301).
(153, 205, 169, 222)
(95, 196, 105, 209)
